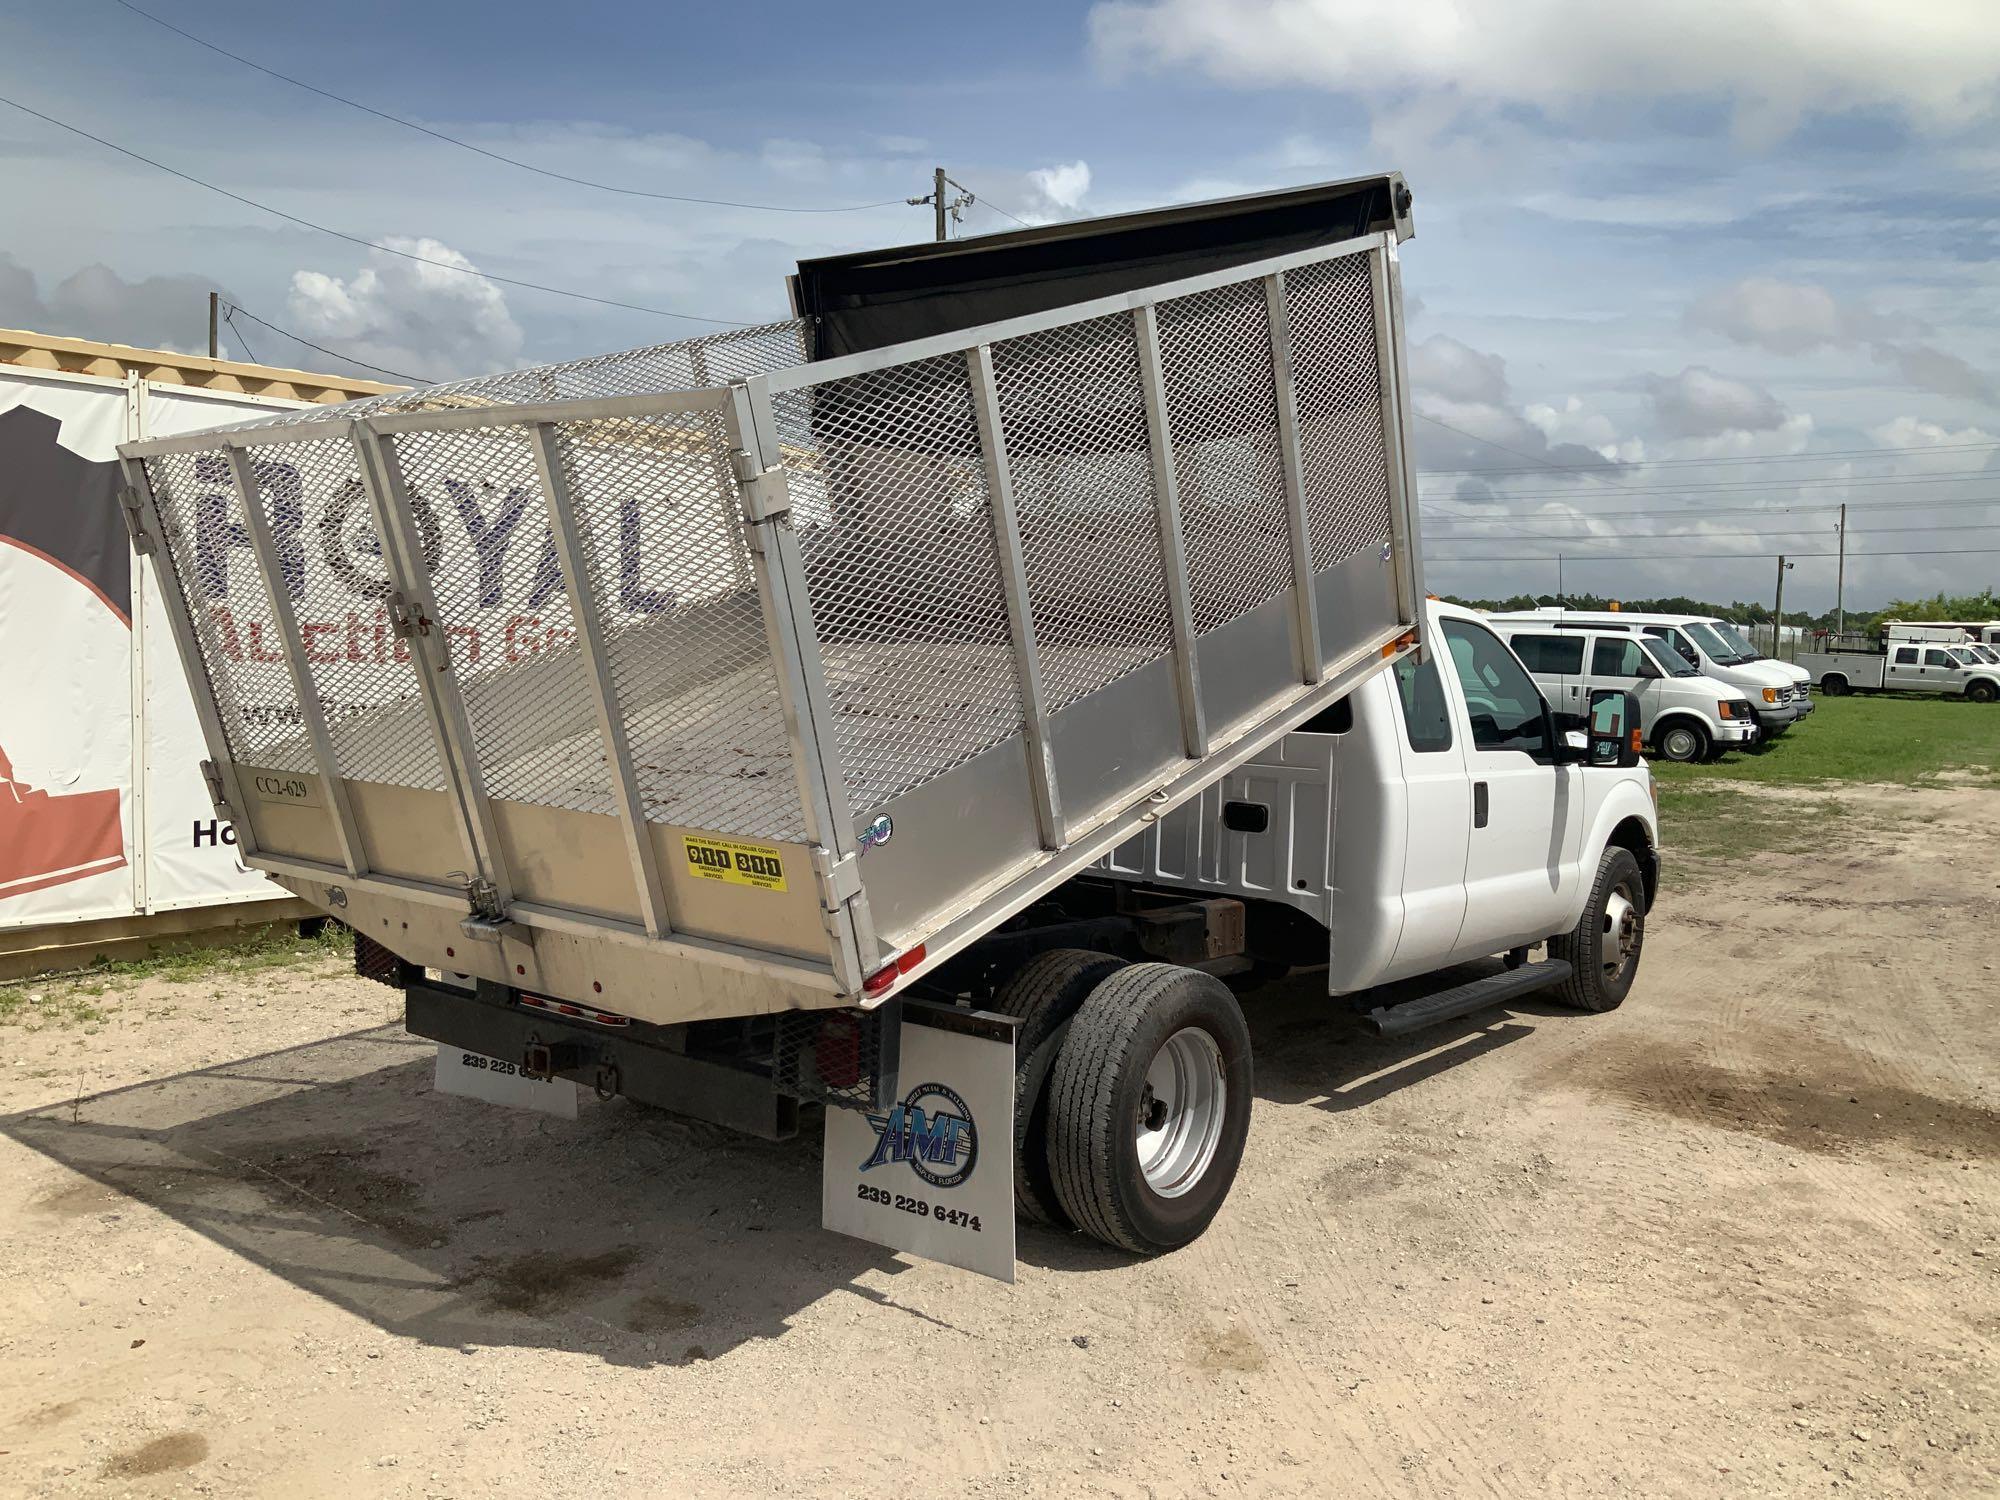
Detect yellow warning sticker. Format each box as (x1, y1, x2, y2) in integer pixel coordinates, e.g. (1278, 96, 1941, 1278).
(683, 835, 788, 891)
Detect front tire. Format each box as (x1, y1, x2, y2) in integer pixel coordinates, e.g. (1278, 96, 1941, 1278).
(1654, 720, 1709, 763)
(992, 948, 1126, 1227)
(1046, 964, 1253, 1254)
(1547, 847, 1646, 1013)
(1968, 680, 1998, 704)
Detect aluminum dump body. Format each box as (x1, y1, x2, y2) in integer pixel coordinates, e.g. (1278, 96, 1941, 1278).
(120, 222, 1425, 1025)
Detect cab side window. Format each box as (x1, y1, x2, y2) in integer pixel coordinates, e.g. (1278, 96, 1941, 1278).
(1893, 646, 1917, 664)
(1645, 625, 1700, 667)
(1509, 634, 1583, 674)
(1925, 649, 1954, 668)
(1391, 655, 1453, 753)
(1441, 619, 1548, 758)
(1593, 637, 1647, 677)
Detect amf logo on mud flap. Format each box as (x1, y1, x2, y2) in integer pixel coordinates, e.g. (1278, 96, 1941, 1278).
(859, 1082, 977, 1189)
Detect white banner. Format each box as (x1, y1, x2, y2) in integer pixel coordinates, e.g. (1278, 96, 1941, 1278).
(0, 370, 310, 931)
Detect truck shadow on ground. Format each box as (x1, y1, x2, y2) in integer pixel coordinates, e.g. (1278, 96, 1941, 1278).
(2, 1025, 909, 1369)
(6, 963, 1581, 1327)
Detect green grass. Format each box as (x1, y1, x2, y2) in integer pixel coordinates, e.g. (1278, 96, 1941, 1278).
(1649, 695, 2000, 792)
(0, 921, 353, 1029)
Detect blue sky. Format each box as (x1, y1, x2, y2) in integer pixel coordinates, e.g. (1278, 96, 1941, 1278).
(5, 0, 1999, 611)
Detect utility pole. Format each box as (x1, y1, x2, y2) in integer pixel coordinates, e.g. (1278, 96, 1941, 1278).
(1773, 554, 1794, 658)
(1834, 502, 1847, 641)
(208, 291, 219, 359)
(908, 167, 975, 241)
(1557, 552, 1564, 608)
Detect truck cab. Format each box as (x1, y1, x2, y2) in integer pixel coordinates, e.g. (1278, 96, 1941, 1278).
(1106, 601, 1659, 1001)
(1487, 617, 1758, 762)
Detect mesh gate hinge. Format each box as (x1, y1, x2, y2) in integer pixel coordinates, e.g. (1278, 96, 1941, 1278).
(118, 485, 157, 556)
(387, 591, 434, 638)
(199, 759, 228, 815)
(731, 451, 792, 524)
(812, 847, 863, 906)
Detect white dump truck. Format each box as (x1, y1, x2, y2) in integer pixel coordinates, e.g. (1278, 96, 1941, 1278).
(119, 177, 1659, 1278)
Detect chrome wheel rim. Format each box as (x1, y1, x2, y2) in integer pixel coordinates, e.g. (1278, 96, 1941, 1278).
(1663, 727, 1697, 760)
(1136, 1026, 1226, 1198)
(1602, 888, 1640, 981)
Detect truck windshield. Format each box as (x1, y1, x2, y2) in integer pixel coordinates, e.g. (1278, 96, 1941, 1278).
(1714, 623, 1763, 660)
(1685, 621, 1751, 665)
(1641, 637, 1701, 677)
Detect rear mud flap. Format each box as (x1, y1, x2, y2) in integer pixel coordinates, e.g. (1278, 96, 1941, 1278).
(821, 1001, 1018, 1283)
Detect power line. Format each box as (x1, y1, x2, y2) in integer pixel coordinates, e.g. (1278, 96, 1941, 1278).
(1420, 468, 1997, 502)
(223, 302, 436, 384)
(0, 92, 756, 326)
(1424, 546, 2000, 564)
(1429, 521, 2000, 548)
(221, 308, 258, 365)
(1415, 412, 1633, 488)
(1417, 438, 2000, 477)
(107, 0, 910, 215)
(968, 191, 1032, 227)
(1422, 494, 2000, 529)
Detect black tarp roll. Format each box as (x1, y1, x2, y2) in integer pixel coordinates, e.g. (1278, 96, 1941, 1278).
(790, 173, 1412, 362)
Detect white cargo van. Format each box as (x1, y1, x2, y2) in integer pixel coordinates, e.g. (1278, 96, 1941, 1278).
(1488, 618, 1757, 761)
(1489, 610, 1806, 737)
(1709, 619, 1814, 715)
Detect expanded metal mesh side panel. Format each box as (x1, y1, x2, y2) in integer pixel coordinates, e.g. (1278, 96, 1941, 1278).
(990, 313, 1175, 711)
(1154, 280, 1294, 637)
(773, 355, 1023, 818)
(1283, 255, 1394, 572)
(773, 1006, 889, 1111)
(215, 320, 811, 435)
(556, 412, 805, 841)
(385, 425, 611, 814)
(144, 450, 313, 772)
(254, 436, 446, 790)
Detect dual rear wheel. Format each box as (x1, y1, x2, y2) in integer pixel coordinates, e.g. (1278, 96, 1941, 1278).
(995, 954, 1252, 1254)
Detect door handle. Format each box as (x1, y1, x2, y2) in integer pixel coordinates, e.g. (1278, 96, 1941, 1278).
(1473, 781, 1489, 829)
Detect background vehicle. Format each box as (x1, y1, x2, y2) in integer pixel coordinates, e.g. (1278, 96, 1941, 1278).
(119, 177, 1657, 1275)
(1488, 609, 1804, 737)
(1488, 618, 1757, 761)
(1710, 618, 1813, 715)
(1795, 637, 2000, 701)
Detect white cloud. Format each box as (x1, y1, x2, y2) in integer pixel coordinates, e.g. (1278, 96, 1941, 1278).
(1641, 365, 1789, 438)
(1411, 335, 1508, 407)
(1090, 0, 2000, 137)
(1027, 160, 1093, 214)
(286, 239, 524, 383)
(1687, 277, 1896, 355)
(1867, 416, 1999, 448)
(0, 254, 240, 356)
(1688, 277, 1997, 408)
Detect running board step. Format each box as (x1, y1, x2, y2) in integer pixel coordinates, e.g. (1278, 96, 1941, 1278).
(1363, 960, 1573, 1039)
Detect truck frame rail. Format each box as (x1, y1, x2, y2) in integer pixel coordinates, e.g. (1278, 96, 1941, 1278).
(120, 230, 1424, 1024)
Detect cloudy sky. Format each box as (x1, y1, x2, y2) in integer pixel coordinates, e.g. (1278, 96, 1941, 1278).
(5, 0, 1999, 612)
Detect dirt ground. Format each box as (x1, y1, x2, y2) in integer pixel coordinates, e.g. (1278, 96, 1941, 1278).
(2, 781, 1996, 1499)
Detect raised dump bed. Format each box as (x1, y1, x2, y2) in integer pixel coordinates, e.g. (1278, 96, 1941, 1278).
(120, 198, 1424, 1027)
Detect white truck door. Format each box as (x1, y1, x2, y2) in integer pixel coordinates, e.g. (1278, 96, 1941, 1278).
(1385, 652, 1471, 964)
(1586, 633, 1653, 728)
(1885, 644, 1922, 689)
(1437, 617, 1581, 956)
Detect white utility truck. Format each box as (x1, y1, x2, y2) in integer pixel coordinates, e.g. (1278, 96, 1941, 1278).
(1491, 609, 1807, 737)
(1795, 632, 2000, 701)
(119, 178, 1659, 1278)
(1489, 616, 1759, 761)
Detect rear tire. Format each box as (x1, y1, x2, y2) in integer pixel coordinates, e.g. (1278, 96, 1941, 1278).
(1654, 720, 1709, 763)
(1547, 847, 1646, 1014)
(1822, 675, 1848, 696)
(992, 948, 1126, 1227)
(1046, 964, 1253, 1255)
